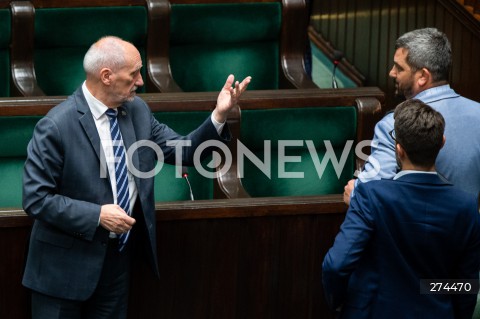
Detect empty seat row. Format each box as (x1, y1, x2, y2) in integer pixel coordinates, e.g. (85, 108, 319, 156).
(1, 0, 319, 97)
(0, 88, 384, 208)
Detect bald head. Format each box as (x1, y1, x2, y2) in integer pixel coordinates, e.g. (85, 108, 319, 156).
(83, 36, 144, 107)
(83, 36, 137, 79)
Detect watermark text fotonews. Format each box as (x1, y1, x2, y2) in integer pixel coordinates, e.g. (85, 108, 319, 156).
(100, 139, 380, 180)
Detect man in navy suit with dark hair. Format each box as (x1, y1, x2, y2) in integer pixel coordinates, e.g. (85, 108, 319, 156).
(22, 35, 251, 319)
(323, 99, 480, 319)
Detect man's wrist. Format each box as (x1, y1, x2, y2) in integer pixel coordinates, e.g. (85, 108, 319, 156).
(212, 108, 227, 124)
(210, 113, 226, 135)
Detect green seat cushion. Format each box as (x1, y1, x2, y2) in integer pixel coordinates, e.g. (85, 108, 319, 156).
(34, 6, 148, 95)
(240, 107, 357, 197)
(0, 9, 11, 97)
(152, 112, 215, 201)
(170, 3, 281, 92)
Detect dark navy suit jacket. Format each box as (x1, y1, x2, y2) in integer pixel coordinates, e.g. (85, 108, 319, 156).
(22, 88, 230, 301)
(323, 173, 480, 319)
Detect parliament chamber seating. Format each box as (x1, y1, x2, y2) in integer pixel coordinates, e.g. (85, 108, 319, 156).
(150, 109, 218, 201)
(0, 1, 383, 317)
(0, 87, 384, 206)
(0, 3, 10, 97)
(0, 94, 231, 208)
(9, 0, 166, 96)
(0, 87, 383, 318)
(6, 0, 319, 96)
(0, 114, 39, 208)
(217, 88, 384, 198)
(157, 0, 317, 92)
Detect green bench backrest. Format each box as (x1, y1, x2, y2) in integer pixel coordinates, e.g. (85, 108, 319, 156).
(169, 3, 281, 92)
(239, 107, 356, 197)
(0, 9, 11, 97)
(0, 116, 41, 208)
(0, 111, 214, 208)
(34, 6, 148, 96)
(152, 111, 214, 201)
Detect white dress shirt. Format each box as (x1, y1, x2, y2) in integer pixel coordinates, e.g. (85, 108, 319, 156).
(81, 82, 226, 215)
(82, 82, 139, 214)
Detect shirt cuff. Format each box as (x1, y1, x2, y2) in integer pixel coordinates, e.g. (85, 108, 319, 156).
(350, 179, 358, 199)
(211, 114, 226, 135)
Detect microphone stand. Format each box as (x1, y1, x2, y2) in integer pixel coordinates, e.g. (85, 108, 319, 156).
(331, 50, 344, 89)
(181, 166, 195, 201)
(332, 60, 339, 89)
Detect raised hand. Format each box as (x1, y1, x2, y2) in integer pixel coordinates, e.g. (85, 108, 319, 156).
(213, 74, 252, 123)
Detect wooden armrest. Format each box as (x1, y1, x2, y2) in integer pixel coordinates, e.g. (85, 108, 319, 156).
(354, 97, 384, 172)
(146, 0, 182, 92)
(280, 0, 318, 89)
(215, 104, 251, 198)
(10, 1, 45, 97)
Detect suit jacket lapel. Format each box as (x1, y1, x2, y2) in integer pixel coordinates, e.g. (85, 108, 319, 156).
(75, 89, 103, 163)
(117, 106, 140, 187)
(74, 88, 141, 186)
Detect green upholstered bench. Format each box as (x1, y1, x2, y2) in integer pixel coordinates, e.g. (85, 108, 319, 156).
(151, 110, 216, 201)
(34, 6, 149, 96)
(154, 0, 318, 92)
(9, 0, 165, 97)
(9, 0, 317, 96)
(0, 93, 229, 208)
(0, 114, 213, 209)
(217, 88, 384, 198)
(170, 2, 282, 92)
(0, 6, 11, 97)
(240, 107, 356, 196)
(0, 115, 40, 208)
(0, 88, 383, 207)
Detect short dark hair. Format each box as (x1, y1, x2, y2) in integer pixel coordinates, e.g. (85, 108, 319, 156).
(393, 99, 445, 167)
(395, 28, 451, 82)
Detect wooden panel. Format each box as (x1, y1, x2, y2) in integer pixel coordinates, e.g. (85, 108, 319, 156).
(0, 0, 10, 8)
(30, 0, 146, 7)
(0, 196, 346, 319)
(0, 210, 31, 319)
(128, 196, 346, 319)
(0, 88, 385, 116)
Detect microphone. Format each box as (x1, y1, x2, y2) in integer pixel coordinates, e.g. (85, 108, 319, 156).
(332, 50, 344, 89)
(181, 166, 194, 201)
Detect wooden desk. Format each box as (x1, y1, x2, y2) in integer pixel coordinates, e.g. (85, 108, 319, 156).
(0, 195, 346, 319)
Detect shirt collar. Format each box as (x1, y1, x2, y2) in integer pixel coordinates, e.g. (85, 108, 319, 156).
(82, 81, 113, 120)
(413, 84, 457, 102)
(393, 170, 437, 180)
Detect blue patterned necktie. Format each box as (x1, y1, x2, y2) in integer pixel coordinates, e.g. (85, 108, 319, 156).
(105, 108, 131, 251)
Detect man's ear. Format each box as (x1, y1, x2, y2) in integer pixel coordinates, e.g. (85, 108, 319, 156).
(100, 68, 113, 85)
(396, 143, 405, 158)
(417, 67, 432, 87)
(441, 135, 446, 149)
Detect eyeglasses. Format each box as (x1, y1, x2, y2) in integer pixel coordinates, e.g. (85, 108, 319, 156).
(389, 129, 396, 142)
